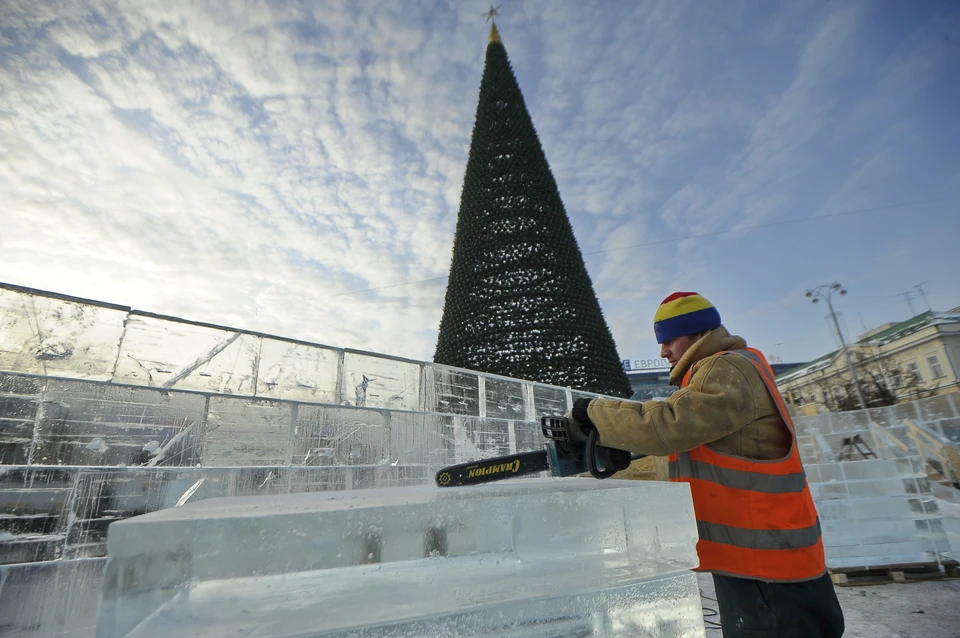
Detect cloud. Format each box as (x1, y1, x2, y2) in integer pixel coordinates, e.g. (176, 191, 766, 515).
(654, 2, 871, 233)
(1, 0, 957, 369)
(0, 0, 490, 359)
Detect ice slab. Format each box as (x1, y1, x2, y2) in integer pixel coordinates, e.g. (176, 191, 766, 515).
(806, 459, 953, 569)
(97, 478, 704, 638)
(932, 486, 960, 557)
(0, 558, 106, 638)
(0, 464, 437, 563)
(792, 392, 960, 461)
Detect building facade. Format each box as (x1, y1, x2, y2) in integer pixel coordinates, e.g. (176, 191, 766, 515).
(626, 362, 804, 402)
(626, 369, 674, 401)
(776, 308, 960, 413)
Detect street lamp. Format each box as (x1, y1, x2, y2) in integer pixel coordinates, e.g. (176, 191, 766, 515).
(805, 282, 868, 410)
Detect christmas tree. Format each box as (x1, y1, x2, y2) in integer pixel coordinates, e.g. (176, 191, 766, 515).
(434, 21, 632, 398)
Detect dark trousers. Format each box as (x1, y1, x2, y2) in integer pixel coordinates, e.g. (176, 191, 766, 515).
(712, 572, 845, 637)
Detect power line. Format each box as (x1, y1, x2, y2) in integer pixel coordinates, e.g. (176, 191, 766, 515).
(322, 194, 960, 298)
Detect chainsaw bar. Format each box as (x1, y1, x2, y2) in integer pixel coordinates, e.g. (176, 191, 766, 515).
(435, 450, 551, 487)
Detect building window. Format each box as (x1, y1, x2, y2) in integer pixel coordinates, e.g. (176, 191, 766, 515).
(926, 355, 945, 379)
(906, 361, 922, 382)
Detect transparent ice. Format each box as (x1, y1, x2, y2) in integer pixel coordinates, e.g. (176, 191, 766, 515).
(4, 282, 960, 635)
(795, 408, 957, 570)
(1, 284, 704, 637)
(96, 478, 704, 638)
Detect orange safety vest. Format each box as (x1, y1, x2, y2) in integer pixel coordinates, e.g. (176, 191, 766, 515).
(668, 347, 826, 582)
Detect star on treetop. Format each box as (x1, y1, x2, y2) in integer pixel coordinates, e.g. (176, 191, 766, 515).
(483, 4, 502, 23)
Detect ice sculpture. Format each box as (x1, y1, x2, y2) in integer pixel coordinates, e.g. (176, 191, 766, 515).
(805, 458, 953, 569)
(792, 407, 957, 570)
(3, 283, 635, 637)
(97, 478, 705, 638)
(2, 282, 632, 572)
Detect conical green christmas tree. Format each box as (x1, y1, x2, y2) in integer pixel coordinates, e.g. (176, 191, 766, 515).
(434, 23, 632, 398)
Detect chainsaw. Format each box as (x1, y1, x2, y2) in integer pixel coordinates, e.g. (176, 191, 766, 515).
(434, 415, 644, 487)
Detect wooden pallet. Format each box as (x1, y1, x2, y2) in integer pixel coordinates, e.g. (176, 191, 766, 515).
(829, 561, 959, 586)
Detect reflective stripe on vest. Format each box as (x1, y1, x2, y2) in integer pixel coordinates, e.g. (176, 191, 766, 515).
(669, 456, 807, 493)
(668, 346, 826, 582)
(698, 517, 822, 551)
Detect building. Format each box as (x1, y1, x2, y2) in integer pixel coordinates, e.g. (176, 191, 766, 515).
(626, 362, 805, 402)
(626, 368, 674, 401)
(776, 307, 960, 413)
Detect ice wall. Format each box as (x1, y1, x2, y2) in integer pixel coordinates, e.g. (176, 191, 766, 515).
(0, 283, 609, 565)
(794, 392, 960, 458)
(0, 283, 624, 637)
(97, 478, 705, 638)
(801, 453, 953, 569)
(791, 394, 959, 569)
(0, 558, 105, 638)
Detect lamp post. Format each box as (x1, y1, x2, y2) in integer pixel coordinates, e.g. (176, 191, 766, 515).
(805, 282, 868, 410)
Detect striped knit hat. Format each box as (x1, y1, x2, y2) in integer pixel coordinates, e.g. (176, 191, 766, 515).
(653, 292, 722, 344)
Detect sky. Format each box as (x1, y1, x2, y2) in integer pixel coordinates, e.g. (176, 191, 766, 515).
(1, 0, 959, 370)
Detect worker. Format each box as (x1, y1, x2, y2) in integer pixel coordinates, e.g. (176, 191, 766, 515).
(564, 292, 845, 637)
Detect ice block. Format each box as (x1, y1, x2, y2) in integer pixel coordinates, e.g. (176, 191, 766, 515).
(806, 458, 953, 568)
(97, 478, 705, 638)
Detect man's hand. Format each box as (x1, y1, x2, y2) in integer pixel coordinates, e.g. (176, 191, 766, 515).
(563, 407, 595, 443)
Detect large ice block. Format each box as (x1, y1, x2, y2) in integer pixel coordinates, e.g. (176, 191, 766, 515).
(0, 557, 107, 638)
(97, 478, 704, 638)
(932, 483, 960, 556)
(806, 458, 953, 569)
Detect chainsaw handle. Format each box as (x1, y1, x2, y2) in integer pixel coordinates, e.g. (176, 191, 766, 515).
(540, 415, 644, 479)
(585, 427, 635, 479)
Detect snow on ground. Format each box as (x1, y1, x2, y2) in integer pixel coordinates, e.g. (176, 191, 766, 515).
(834, 579, 960, 637)
(698, 573, 960, 637)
